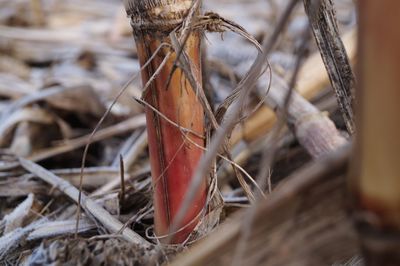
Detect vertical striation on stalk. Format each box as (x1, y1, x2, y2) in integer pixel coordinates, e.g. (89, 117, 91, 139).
(351, 0, 400, 264)
(303, 0, 356, 135)
(124, 0, 207, 243)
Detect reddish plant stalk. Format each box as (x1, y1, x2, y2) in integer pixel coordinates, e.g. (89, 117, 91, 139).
(124, 0, 207, 243)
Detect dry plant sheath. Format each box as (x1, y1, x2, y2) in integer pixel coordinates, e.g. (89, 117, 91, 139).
(351, 1, 400, 263)
(124, 0, 207, 243)
(303, 0, 356, 134)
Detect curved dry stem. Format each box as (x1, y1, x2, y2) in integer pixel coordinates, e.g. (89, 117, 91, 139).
(182, 133, 265, 199)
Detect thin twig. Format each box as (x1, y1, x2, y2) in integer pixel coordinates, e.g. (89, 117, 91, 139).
(119, 155, 125, 208)
(18, 157, 152, 248)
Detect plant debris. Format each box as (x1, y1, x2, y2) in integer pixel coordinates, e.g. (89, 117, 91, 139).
(0, 0, 357, 264)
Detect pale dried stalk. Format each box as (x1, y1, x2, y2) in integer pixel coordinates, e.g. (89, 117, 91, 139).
(1, 194, 34, 234)
(266, 73, 347, 158)
(0, 218, 96, 260)
(27, 219, 96, 241)
(18, 157, 152, 248)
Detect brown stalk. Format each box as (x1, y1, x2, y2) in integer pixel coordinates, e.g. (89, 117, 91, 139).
(303, 0, 356, 134)
(124, 0, 207, 243)
(350, 1, 400, 264)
